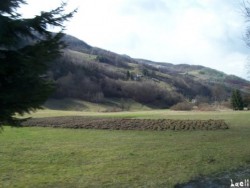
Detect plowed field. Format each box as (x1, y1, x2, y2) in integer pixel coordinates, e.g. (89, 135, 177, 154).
(22, 116, 229, 130)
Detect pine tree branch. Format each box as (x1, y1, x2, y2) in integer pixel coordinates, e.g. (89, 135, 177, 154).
(0, 0, 26, 17)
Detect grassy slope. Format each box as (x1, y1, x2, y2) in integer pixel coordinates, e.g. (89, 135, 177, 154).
(1, 110, 250, 187)
(43, 98, 152, 112)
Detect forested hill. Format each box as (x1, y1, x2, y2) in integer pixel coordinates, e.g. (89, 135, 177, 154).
(46, 34, 250, 109)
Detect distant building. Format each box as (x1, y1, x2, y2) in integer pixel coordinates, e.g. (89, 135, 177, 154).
(191, 99, 197, 104)
(133, 74, 143, 81)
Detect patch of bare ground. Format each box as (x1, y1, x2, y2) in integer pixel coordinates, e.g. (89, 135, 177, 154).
(21, 117, 229, 130)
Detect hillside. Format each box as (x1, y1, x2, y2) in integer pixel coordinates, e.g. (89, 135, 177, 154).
(45, 34, 250, 110)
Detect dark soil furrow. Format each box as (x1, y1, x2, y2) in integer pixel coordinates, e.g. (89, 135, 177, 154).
(21, 117, 229, 131)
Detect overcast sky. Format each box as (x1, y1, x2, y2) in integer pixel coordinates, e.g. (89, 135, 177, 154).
(19, 0, 250, 79)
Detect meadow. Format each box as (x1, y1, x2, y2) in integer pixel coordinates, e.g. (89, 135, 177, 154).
(1, 110, 250, 187)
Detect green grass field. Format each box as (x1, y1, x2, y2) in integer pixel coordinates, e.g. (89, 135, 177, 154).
(1, 110, 250, 187)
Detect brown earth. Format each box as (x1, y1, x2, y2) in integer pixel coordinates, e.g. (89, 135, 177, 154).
(21, 117, 229, 131)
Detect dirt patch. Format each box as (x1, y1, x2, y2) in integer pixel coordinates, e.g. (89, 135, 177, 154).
(175, 166, 250, 188)
(21, 117, 229, 130)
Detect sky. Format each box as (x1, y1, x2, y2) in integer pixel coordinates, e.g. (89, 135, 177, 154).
(19, 0, 250, 80)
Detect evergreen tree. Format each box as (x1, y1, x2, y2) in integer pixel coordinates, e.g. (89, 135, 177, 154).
(126, 70, 130, 80)
(0, 0, 76, 124)
(231, 89, 244, 110)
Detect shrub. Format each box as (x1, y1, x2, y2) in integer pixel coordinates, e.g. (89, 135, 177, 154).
(170, 102, 193, 111)
(197, 103, 216, 111)
(220, 101, 232, 109)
